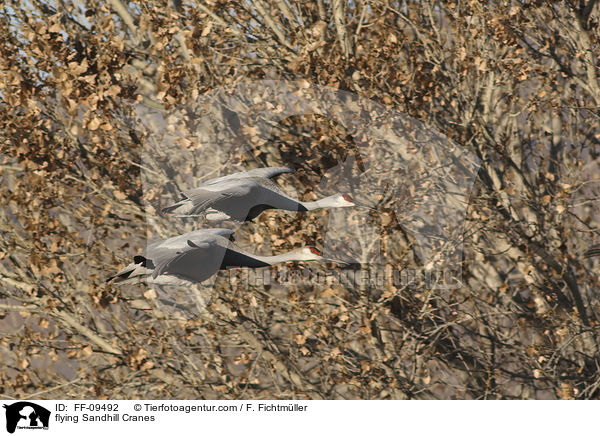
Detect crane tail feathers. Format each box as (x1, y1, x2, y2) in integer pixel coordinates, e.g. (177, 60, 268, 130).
(107, 257, 152, 283)
(106, 269, 133, 283)
(162, 199, 194, 215)
(161, 204, 180, 214)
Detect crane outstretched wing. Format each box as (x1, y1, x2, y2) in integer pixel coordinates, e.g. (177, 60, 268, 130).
(151, 235, 232, 282)
(203, 167, 294, 185)
(147, 230, 233, 280)
(180, 180, 256, 215)
(163, 168, 299, 219)
(145, 228, 233, 253)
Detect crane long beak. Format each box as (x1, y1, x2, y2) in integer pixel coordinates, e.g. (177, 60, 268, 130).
(352, 200, 377, 210)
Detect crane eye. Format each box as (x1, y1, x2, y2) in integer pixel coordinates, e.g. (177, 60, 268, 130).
(342, 194, 353, 202)
(310, 247, 321, 255)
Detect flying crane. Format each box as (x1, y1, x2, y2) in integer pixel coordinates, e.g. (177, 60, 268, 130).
(161, 167, 356, 221)
(107, 228, 345, 285)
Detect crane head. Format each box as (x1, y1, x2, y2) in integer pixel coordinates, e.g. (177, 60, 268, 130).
(292, 247, 323, 260)
(339, 193, 376, 209)
(322, 193, 356, 207)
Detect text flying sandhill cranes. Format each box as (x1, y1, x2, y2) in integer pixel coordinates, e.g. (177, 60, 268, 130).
(162, 167, 357, 222)
(107, 228, 346, 286)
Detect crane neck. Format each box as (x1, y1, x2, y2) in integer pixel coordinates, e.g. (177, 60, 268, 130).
(300, 195, 339, 211)
(251, 251, 312, 265)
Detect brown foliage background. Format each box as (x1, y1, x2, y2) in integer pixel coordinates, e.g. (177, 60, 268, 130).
(1, 0, 600, 399)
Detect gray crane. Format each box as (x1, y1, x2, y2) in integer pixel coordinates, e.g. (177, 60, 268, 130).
(161, 167, 356, 221)
(107, 228, 344, 285)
